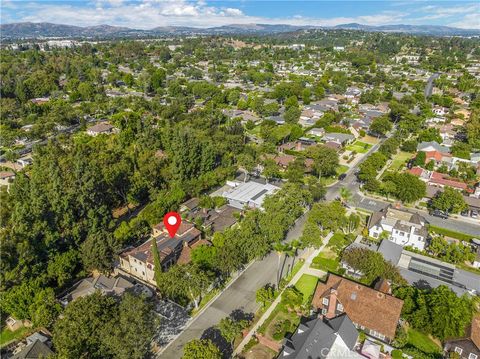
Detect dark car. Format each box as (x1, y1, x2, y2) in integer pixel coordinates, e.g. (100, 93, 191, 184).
(461, 210, 469, 217)
(338, 173, 347, 180)
(430, 210, 448, 219)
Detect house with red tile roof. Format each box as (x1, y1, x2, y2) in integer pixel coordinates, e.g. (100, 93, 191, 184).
(263, 153, 314, 172)
(430, 171, 468, 191)
(408, 167, 468, 191)
(424, 150, 451, 165)
(312, 274, 404, 343)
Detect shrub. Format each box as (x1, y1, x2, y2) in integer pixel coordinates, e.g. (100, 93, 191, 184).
(391, 349, 403, 359)
(272, 319, 292, 340)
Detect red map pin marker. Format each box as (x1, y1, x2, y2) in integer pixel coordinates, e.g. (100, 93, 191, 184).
(163, 212, 181, 238)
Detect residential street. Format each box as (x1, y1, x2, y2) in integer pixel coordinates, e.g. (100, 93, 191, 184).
(353, 194, 480, 236)
(157, 215, 308, 358)
(324, 137, 480, 236)
(233, 233, 331, 356)
(159, 139, 386, 358)
(159, 136, 479, 358)
(425, 72, 440, 98)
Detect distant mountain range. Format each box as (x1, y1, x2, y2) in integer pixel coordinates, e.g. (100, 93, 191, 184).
(1, 21, 479, 39)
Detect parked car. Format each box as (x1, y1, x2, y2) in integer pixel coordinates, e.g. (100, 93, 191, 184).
(430, 210, 448, 219)
(338, 173, 347, 180)
(461, 210, 469, 217)
(471, 210, 478, 219)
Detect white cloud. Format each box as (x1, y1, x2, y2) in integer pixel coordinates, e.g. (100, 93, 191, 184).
(2, 0, 477, 29)
(224, 8, 243, 17)
(448, 13, 480, 29)
(411, 3, 480, 28)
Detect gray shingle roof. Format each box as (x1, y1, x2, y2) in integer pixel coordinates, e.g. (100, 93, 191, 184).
(417, 141, 450, 154)
(12, 340, 53, 359)
(279, 314, 358, 359)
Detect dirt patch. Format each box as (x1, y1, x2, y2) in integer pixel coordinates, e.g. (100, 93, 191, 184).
(361, 135, 380, 144)
(244, 343, 276, 359)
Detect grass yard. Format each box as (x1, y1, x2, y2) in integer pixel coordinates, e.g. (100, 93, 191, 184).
(320, 177, 337, 186)
(311, 257, 339, 272)
(407, 328, 441, 354)
(336, 165, 349, 175)
(0, 326, 30, 347)
(247, 125, 262, 136)
(327, 233, 348, 252)
(429, 225, 476, 241)
(311, 249, 339, 273)
(346, 141, 372, 154)
(283, 260, 303, 283)
(294, 274, 318, 304)
(389, 151, 412, 171)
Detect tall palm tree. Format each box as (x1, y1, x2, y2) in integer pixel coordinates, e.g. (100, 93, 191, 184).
(273, 242, 287, 289)
(339, 187, 352, 205)
(283, 244, 295, 277)
(289, 240, 302, 275)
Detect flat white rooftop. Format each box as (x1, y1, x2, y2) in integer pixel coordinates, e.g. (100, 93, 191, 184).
(221, 181, 280, 209)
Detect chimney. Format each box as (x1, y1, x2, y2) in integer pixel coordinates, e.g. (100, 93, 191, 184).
(326, 289, 338, 318)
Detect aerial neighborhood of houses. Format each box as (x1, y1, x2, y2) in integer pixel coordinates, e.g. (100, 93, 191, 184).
(1, 19, 480, 359)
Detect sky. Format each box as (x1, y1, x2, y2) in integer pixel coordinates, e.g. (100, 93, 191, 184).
(1, 0, 479, 29)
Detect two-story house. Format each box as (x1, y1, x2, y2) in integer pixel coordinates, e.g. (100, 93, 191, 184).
(312, 274, 404, 343)
(444, 315, 480, 359)
(119, 221, 201, 286)
(368, 205, 428, 251)
(278, 313, 362, 359)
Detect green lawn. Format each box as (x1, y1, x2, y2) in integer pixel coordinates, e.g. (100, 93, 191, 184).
(336, 165, 349, 175)
(327, 233, 348, 252)
(407, 328, 441, 354)
(294, 274, 318, 304)
(247, 125, 262, 136)
(311, 253, 339, 272)
(389, 151, 412, 171)
(346, 141, 372, 154)
(0, 326, 30, 347)
(320, 177, 337, 186)
(429, 225, 477, 241)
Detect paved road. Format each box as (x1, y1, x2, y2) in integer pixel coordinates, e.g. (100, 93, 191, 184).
(159, 142, 379, 359)
(158, 214, 308, 358)
(425, 72, 440, 98)
(234, 233, 332, 355)
(159, 130, 479, 358)
(353, 194, 480, 237)
(325, 139, 384, 201)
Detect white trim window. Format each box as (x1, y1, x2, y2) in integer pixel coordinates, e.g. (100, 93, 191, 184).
(337, 303, 344, 312)
(468, 354, 477, 359)
(455, 347, 463, 355)
(322, 298, 329, 306)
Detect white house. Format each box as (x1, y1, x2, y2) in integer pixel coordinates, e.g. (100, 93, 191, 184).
(0, 171, 15, 190)
(433, 106, 448, 116)
(368, 206, 428, 251)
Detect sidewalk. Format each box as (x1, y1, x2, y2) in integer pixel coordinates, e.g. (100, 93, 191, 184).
(358, 191, 480, 226)
(234, 232, 333, 356)
(155, 259, 256, 357)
